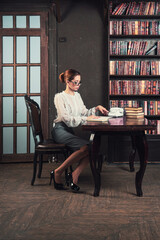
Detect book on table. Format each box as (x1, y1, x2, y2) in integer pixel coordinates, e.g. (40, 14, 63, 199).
(125, 107, 144, 119)
(126, 118, 145, 125)
(86, 116, 112, 122)
(126, 113, 145, 119)
(125, 107, 143, 112)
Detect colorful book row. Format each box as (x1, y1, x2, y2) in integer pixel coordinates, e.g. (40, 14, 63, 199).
(110, 21, 160, 35)
(109, 80, 160, 95)
(111, 2, 160, 16)
(110, 41, 160, 55)
(110, 41, 147, 55)
(110, 61, 160, 75)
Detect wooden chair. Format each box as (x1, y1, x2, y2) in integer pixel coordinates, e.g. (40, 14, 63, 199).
(24, 95, 70, 185)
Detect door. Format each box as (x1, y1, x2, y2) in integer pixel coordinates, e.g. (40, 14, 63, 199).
(0, 12, 48, 162)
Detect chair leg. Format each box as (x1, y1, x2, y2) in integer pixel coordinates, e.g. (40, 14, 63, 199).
(38, 154, 43, 178)
(31, 153, 38, 185)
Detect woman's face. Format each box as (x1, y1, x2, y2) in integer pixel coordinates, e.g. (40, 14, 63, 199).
(67, 75, 81, 91)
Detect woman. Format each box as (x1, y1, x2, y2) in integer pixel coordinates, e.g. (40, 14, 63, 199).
(51, 69, 108, 192)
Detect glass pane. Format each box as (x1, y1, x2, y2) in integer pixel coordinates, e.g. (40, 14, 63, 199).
(3, 127, 13, 154)
(30, 66, 41, 93)
(16, 16, 26, 28)
(2, 16, 13, 28)
(16, 66, 27, 93)
(17, 127, 27, 154)
(30, 96, 41, 107)
(3, 36, 13, 63)
(16, 36, 27, 63)
(3, 97, 13, 124)
(3, 67, 13, 94)
(30, 126, 35, 153)
(16, 97, 27, 123)
(29, 15, 40, 28)
(30, 36, 40, 63)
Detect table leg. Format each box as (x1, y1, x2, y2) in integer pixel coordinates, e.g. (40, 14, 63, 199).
(134, 131, 148, 197)
(89, 133, 101, 197)
(129, 135, 136, 172)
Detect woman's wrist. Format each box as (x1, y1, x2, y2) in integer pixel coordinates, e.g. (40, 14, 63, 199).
(95, 105, 100, 112)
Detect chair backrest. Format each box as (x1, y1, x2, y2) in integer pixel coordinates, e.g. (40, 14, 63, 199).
(24, 95, 43, 145)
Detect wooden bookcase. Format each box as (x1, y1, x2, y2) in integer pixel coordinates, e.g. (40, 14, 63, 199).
(105, 0, 160, 162)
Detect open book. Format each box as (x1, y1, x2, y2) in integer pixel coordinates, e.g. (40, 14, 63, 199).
(86, 116, 111, 122)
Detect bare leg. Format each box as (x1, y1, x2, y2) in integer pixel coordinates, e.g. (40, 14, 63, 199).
(72, 155, 89, 184)
(54, 145, 89, 184)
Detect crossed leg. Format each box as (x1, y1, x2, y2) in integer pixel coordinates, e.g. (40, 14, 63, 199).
(54, 145, 89, 184)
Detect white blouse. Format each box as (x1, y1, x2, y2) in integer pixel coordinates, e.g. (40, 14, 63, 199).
(53, 91, 96, 127)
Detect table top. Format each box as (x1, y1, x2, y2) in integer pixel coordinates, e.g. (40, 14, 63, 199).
(82, 117, 157, 132)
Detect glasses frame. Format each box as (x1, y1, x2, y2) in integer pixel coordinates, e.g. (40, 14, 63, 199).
(71, 80, 82, 86)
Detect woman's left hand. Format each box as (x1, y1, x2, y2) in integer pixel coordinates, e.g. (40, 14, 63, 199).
(96, 105, 109, 115)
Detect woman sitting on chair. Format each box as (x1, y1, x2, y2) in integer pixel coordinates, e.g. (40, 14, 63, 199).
(51, 69, 108, 192)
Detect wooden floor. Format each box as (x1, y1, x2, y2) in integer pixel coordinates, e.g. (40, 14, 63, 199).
(0, 161, 160, 240)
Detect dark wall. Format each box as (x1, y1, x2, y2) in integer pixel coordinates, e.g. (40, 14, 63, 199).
(56, 0, 107, 108)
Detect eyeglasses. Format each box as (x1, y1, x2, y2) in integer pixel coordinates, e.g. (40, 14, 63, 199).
(71, 81, 82, 86)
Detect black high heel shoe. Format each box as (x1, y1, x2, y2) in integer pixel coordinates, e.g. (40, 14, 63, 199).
(66, 172, 80, 192)
(50, 170, 65, 190)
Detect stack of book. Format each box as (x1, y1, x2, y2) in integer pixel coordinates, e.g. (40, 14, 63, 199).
(125, 107, 144, 119)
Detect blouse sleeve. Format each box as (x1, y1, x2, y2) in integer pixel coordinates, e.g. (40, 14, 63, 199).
(54, 93, 88, 127)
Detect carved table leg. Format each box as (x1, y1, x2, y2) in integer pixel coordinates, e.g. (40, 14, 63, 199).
(129, 135, 136, 172)
(89, 133, 101, 197)
(134, 131, 148, 197)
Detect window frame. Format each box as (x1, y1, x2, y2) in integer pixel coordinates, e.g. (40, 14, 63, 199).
(0, 12, 48, 162)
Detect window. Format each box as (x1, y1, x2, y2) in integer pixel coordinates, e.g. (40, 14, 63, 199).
(0, 12, 48, 161)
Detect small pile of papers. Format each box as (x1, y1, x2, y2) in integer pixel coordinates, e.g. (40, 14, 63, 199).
(125, 107, 144, 119)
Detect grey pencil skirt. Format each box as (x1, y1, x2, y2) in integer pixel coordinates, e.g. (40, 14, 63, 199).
(51, 122, 89, 152)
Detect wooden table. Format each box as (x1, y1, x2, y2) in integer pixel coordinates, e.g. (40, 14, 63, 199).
(82, 117, 156, 197)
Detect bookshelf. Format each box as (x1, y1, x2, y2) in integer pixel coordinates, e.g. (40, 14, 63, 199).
(108, 0, 160, 135)
(104, 0, 160, 162)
